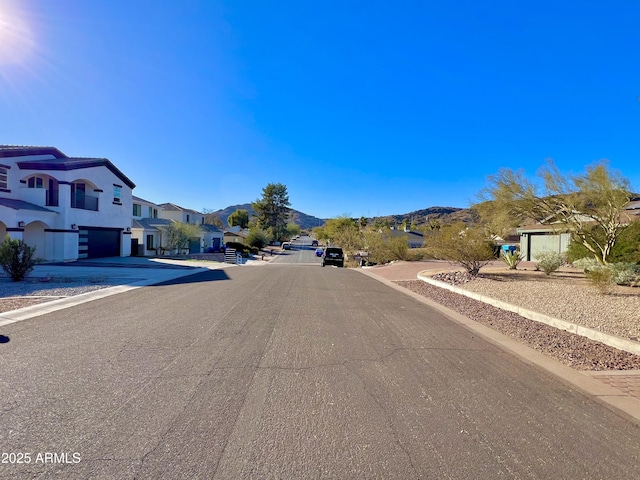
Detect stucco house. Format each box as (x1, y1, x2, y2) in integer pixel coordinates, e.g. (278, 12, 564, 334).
(389, 228, 425, 248)
(131, 196, 171, 255)
(131, 200, 224, 255)
(517, 196, 640, 262)
(0, 145, 135, 261)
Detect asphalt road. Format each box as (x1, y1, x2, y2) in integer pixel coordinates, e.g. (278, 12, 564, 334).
(2, 254, 640, 478)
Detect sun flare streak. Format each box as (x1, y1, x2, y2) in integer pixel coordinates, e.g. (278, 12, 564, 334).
(0, 2, 36, 65)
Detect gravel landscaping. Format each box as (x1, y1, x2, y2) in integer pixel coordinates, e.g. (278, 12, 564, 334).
(396, 267, 640, 371)
(0, 276, 117, 313)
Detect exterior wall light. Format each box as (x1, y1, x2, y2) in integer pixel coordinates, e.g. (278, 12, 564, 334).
(71, 224, 77, 230)
(18, 221, 25, 228)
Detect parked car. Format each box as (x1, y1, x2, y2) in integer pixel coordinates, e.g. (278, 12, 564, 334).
(282, 242, 292, 250)
(322, 247, 344, 267)
(311, 240, 319, 247)
(315, 248, 323, 257)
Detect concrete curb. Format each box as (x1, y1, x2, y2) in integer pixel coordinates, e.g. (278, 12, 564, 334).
(417, 272, 640, 357)
(358, 268, 640, 426)
(0, 267, 210, 327)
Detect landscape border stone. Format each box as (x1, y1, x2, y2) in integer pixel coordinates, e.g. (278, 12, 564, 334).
(417, 272, 640, 357)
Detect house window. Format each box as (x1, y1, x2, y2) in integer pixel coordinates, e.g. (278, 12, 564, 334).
(0, 166, 7, 190)
(146, 234, 155, 249)
(113, 185, 122, 204)
(28, 176, 44, 188)
(186, 214, 190, 223)
(147, 206, 158, 218)
(133, 203, 141, 216)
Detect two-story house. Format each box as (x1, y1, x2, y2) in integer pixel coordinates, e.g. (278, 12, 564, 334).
(0, 146, 135, 261)
(130, 196, 173, 255)
(130, 200, 224, 255)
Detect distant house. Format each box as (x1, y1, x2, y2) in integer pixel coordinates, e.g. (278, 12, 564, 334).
(131, 196, 169, 255)
(131, 199, 223, 255)
(517, 197, 640, 262)
(389, 227, 424, 248)
(224, 230, 248, 246)
(0, 145, 135, 261)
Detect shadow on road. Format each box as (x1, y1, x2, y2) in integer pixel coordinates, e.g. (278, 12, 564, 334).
(151, 269, 231, 287)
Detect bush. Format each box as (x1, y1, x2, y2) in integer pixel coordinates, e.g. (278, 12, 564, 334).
(585, 267, 616, 294)
(0, 236, 36, 281)
(535, 251, 565, 275)
(426, 224, 496, 276)
(225, 241, 251, 257)
(500, 249, 524, 270)
(246, 228, 271, 249)
(573, 257, 640, 287)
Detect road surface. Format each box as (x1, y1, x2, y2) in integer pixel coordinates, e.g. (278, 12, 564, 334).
(2, 252, 640, 478)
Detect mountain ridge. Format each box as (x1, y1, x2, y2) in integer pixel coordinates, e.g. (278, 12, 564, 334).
(210, 204, 476, 230)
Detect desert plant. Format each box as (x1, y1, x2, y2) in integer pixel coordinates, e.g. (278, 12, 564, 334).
(585, 267, 616, 294)
(246, 228, 271, 249)
(426, 223, 496, 276)
(574, 258, 640, 287)
(608, 262, 640, 286)
(535, 251, 565, 275)
(501, 249, 524, 270)
(0, 235, 36, 281)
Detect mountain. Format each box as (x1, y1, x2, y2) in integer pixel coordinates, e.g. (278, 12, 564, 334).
(378, 206, 479, 227)
(210, 204, 326, 231)
(210, 204, 476, 230)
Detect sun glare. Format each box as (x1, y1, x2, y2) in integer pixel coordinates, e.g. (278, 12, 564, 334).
(0, 1, 35, 65)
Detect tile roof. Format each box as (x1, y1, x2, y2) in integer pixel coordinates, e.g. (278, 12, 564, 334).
(0, 197, 57, 213)
(1, 145, 136, 189)
(157, 203, 201, 214)
(0, 145, 66, 158)
(132, 218, 173, 230)
(201, 224, 223, 233)
(132, 195, 160, 205)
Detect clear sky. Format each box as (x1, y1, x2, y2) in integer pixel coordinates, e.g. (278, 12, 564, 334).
(1, 1, 639, 219)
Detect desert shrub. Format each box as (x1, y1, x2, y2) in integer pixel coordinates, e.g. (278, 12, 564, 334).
(585, 267, 616, 294)
(500, 249, 524, 270)
(407, 248, 432, 261)
(0, 235, 36, 281)
(246, 228, 271, 249)
(574, 258, 640, 287)
(535, 251, 565, 275)
(608, 262, 640, 286)
(426, 224, 496, 276)
(572, 257, 600, 273)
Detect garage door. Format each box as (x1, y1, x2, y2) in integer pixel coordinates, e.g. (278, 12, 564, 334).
(528, 233, 561, 262)
(78, 227, 121, 259)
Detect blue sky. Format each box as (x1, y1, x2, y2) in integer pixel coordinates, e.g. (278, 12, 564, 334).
(1, 1, 639, 219)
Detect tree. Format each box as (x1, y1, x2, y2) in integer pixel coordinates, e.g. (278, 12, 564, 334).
(202, 209, 224, 228)
(363, 229, 410, 264)
(426, 223, 496, 276)
(285, 222, 301, 239)
(246, 227, 271, 249)
(321, 216, 363, 256)
(228, 209, 249, 229)
(162, 222, 202, 253)
(567, 219, 640, 264)
(0, 235, 36, 281)
(478, 160, 632, 264)
(252, 183, 291, 242)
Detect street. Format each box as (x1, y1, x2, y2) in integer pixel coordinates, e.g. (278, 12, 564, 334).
(2, 252, 640, 478)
